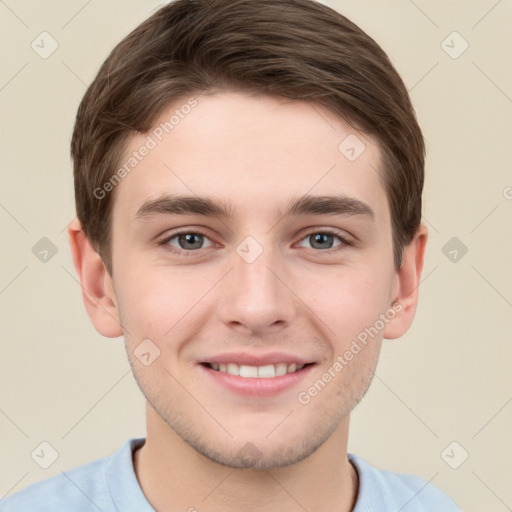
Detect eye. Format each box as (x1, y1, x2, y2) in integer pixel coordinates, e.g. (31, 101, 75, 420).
(296, 230, 352, 251)
(160, 231, 213, 254)
(158, 228, 352, 256)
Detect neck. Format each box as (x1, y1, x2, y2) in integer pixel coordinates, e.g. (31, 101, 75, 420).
(133, 403, 359, 512)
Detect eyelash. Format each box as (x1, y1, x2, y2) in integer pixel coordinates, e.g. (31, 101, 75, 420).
(158, 229, 353, 257)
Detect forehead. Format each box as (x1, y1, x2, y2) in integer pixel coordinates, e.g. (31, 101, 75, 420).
(112, 91, 388, 223)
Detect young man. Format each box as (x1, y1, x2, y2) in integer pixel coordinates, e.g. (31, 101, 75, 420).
(1, 0, 461, 510)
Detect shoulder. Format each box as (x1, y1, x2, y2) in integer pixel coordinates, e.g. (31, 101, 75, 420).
(349, 453, 461, 511)
(0, 447, 117, 512)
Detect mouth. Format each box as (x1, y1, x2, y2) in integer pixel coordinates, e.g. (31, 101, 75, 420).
(201, 362, 313, 379)
(198, 355, 316, 397)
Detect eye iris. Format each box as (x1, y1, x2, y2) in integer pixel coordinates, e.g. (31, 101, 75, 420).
(310, 233, 333, 249)
(179, 233, 203, 249)
(173, 232, 338, 251)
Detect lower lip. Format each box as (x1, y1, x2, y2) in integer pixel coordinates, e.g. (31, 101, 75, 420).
(199, 364, 315, 397)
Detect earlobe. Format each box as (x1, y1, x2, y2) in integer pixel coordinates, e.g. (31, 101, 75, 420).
(383, 223, 428, 340)
(67, 218, 123, 338)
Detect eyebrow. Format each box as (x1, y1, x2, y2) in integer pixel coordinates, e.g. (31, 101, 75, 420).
(133, 193, 375, 222)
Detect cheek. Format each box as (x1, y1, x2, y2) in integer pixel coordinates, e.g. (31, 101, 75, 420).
(116, 266, 212, 345)
(115, 241, 394, 347)
(115, 270, 167, 336)
(304, 264, 393, 341)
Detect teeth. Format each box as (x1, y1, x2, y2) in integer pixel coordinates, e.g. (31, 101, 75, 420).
(240, 365, 259, 378)
(227, 363, 239, 376)
(209, 362, 306, 378)
(275, 363, 288, 376)
(257, 364, 275, 378)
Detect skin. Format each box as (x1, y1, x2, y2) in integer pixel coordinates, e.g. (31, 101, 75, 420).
(68, 90, 427, 512)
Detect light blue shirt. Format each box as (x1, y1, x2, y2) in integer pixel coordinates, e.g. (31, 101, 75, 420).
(0, 437, 461, 511)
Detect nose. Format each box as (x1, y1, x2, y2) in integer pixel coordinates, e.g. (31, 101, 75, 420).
(216, 241, 297, 336)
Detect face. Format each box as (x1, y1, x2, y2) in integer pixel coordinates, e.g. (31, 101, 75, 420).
(107, 91, 400, 469)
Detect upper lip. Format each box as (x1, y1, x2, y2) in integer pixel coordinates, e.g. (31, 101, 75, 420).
(200, 352, 314, 366)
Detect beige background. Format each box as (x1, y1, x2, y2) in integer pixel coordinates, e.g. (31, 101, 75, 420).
(1, 1, 511, 510)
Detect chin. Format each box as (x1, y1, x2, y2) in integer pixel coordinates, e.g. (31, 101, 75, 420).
(175, 422, 337, 470)
(198, 442, 323, 470)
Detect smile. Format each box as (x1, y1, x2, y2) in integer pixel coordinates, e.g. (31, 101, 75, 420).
(204, 362, 306, 378)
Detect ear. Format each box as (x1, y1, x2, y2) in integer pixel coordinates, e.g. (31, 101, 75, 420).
(383, 223, 428, 339)
(67, 218, 123, 338)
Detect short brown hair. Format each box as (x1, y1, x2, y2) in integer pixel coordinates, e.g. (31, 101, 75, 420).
(71, 0, 425, 275)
